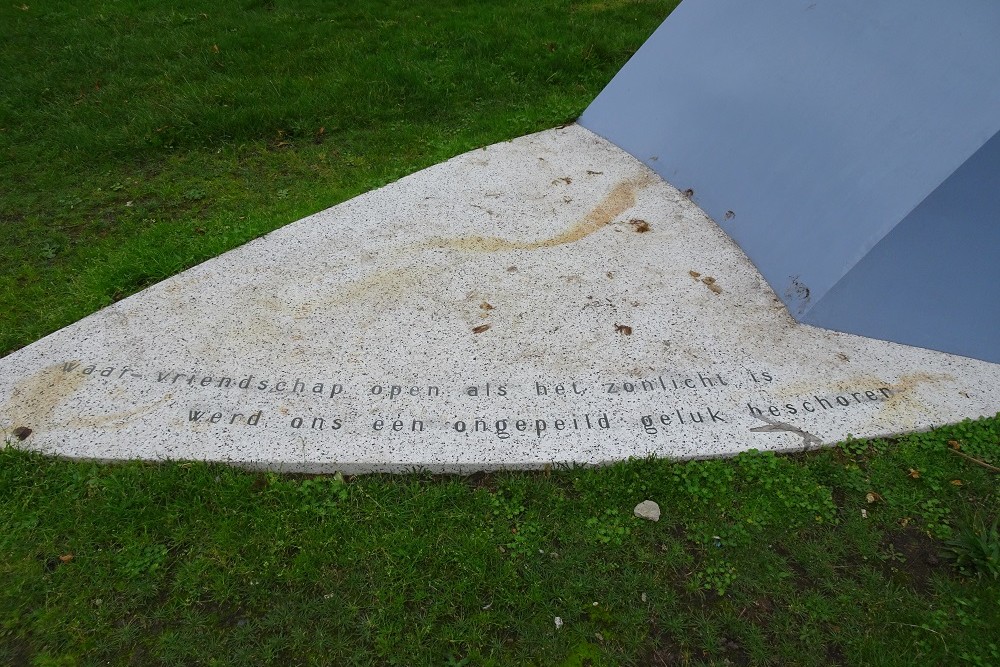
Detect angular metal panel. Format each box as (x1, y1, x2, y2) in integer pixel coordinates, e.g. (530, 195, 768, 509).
(579, 0, 1000, 361)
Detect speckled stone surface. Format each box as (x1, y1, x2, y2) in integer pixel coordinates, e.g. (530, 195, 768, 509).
(2, 125, 999, 472)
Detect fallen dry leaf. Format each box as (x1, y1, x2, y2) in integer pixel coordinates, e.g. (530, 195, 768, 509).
(908, 468, 921, 479)
(689, 270, 701, 279)
(479, 302, 494, 311)
(950, 479, 963, 486)
(866, 492, 882, 504)
(629, 219, 651, 233)
(59, 554, 74, 563)
(614, 323, 632, 336)
(948, 440, 962, 450)
(472, 324, 490, 334)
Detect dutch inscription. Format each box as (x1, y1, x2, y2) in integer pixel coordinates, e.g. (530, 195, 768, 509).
(41, 359, 898, 442)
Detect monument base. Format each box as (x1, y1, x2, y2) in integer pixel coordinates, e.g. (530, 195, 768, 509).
(2, 125, 998, 472)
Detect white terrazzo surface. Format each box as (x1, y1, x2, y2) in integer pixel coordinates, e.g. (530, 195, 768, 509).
(2, 125, 999, 472)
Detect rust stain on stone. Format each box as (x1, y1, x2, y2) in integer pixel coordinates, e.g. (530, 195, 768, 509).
(776, 371, 953, 428)
(879, 372, 954, 418)
(427, 175, 652, 253)
(317, 267, 429, 309)
(1, 364, 87, 433)
(2, 364, 175, 434)
(66, 394, 174, 430)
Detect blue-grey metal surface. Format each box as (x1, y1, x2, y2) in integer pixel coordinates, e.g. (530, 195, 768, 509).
(805, 130, 1000, 362)
(579, 0, 1000, 362)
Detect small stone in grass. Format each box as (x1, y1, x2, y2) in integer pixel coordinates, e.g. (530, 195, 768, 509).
(634, 500, 660, 522)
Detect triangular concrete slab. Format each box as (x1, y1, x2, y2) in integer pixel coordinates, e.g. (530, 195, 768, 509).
(2, 125, 999, 472)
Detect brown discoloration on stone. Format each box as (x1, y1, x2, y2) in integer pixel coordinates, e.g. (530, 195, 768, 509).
(775, 372, 954, 429)
(66, 394, 173, 430)
(426, 175, 652, 252)
(2, 365, 174, 435)
(879, 372, 954, 421)
(1, 364, 87, 432)
(318, 267, 429, 311)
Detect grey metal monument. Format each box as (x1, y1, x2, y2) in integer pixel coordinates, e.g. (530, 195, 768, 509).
(581, 0, 1000, 363)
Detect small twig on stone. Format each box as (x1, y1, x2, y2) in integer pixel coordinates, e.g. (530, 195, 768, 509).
(750, 415, 822, 450)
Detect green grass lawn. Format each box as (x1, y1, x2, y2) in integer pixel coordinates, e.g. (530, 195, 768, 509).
(2, 425, 999, 665)
(2, 1, 999, 665)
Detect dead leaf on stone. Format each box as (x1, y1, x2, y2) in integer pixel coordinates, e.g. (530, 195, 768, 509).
(586, 170, 603, 175)
(628, 219, 651, 233)
(472, 324, 490, 334)
(480, 302, 494, 311)
(12, 426, 32, 441)
(689, 270, 701, 279)
(614, 323, 632, 336)
(701, 276, 722, 294)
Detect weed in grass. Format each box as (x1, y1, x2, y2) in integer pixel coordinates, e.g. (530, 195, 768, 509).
(918, 498, 952, 538)
(506, 520, 543, 559)
(285, 475, 349, 517)
(586, 509, 631, 546)
(944, 515, 1000, 579)
(689, 561, 738, 597)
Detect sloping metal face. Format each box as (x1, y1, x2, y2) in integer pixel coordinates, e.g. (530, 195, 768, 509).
(579, 0, 1000, 362)
(804, 130, 1000, 363)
